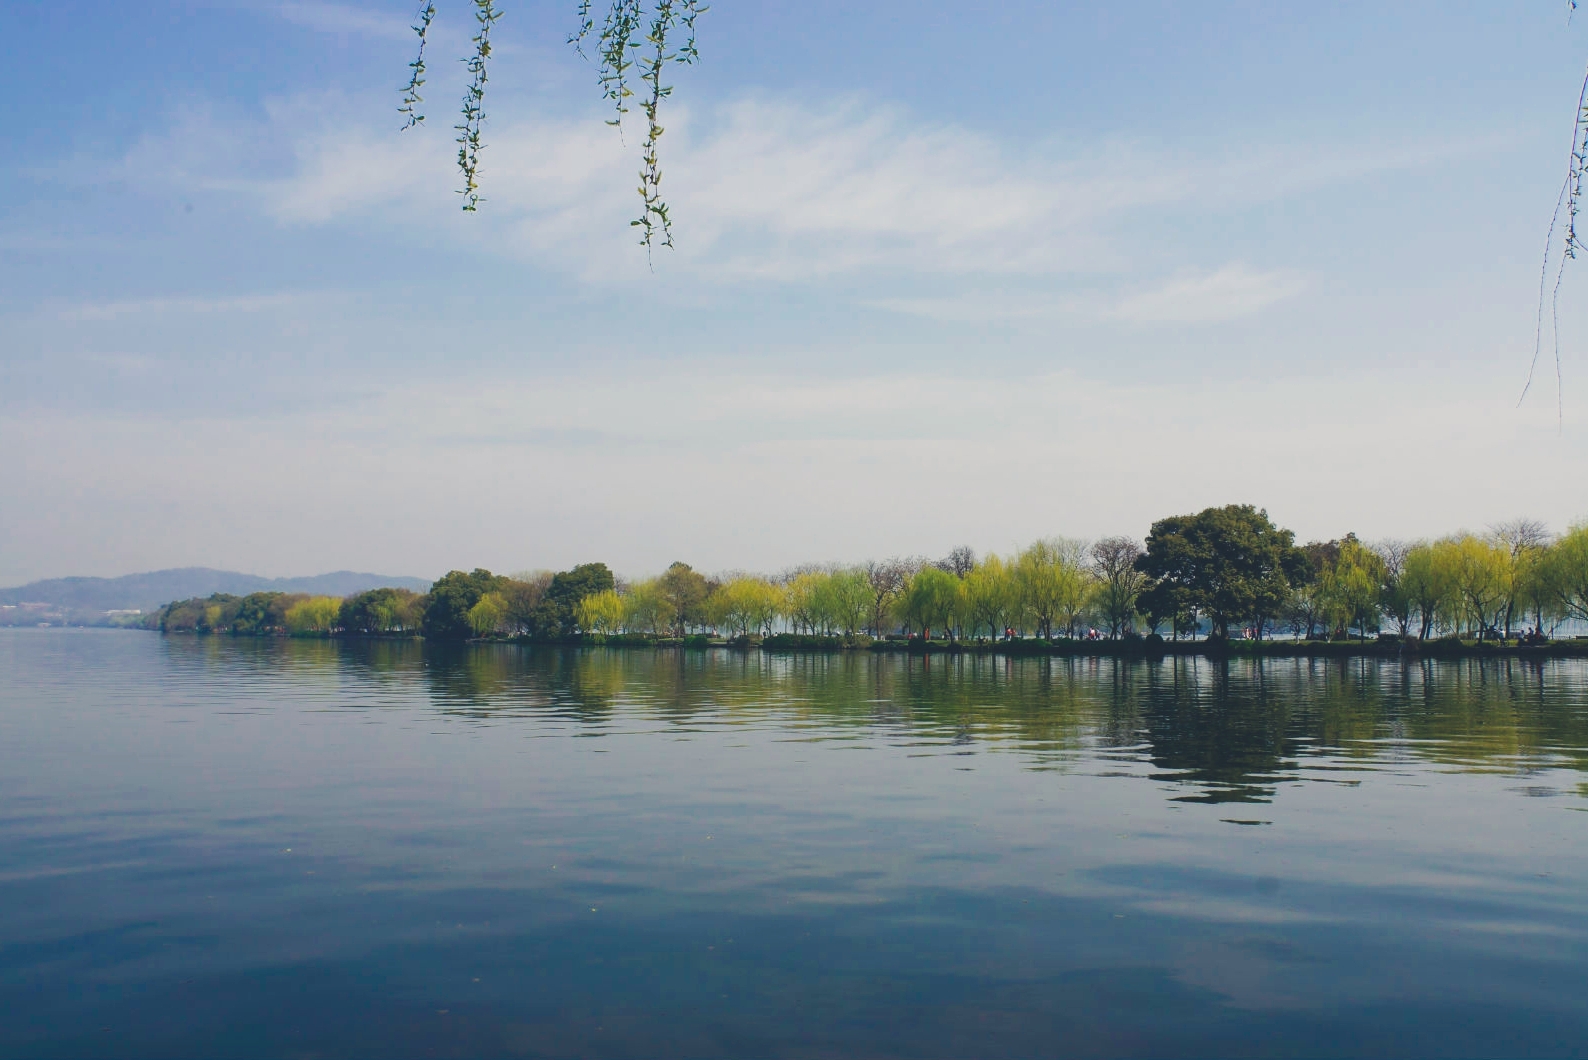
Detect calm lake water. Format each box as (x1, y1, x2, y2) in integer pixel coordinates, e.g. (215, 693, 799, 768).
(3, 630, 1587, 1058)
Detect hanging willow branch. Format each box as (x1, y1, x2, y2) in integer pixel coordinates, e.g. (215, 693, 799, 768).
(1521, 3, 1586, 424)
(631, 0, 705, 253)
(455, 0, 503, 211)
(403, 1, 704, 247)
(398, 2, 436, 129)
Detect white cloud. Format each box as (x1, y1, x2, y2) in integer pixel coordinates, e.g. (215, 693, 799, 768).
(261, 1, 415, 41)
(864, 265, 1307, 325)
(57, 292, 322, 322)
(118, 93, 1456, 289)
(3, 359, 1580, 584)
(1107, 265, 1308, 324)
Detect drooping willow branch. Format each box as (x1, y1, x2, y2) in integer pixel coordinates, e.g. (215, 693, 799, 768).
(402, 1, 705, 248)
(1521, 0, 1588, 423)
(1521, 12, 1588, 425)
(398, 3, 436, 128)
(456, 0, 503, 211)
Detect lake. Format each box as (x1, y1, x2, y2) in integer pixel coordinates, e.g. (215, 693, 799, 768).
(2, 629, 1586, 1058)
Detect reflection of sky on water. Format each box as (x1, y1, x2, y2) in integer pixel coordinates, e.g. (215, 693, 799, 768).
(1, 630, 1586, 1057)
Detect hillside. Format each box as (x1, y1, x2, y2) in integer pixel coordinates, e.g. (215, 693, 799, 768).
(0, 568, 433, 614)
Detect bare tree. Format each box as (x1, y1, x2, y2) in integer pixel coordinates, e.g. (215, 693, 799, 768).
(865, 558, 918, 636)
(1490, 519, 1552, 636)
(1371, 540, 1415, 637)
(1491, 518, 1550, 554)
(503, 570, 554, 635)
(1089, 537, 1146, 638)
(936, 546, 977, 578)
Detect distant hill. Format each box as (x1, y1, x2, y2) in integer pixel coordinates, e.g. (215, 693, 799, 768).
(0, 568, 433, 613)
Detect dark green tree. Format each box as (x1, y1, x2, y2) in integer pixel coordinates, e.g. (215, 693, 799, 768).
(157, 593, 241, 633)
(340, 587, 425, 635)
(657, 561, 709, 635)
(230, 591, 301, 634)
(1135, 505, 1308, 640)
(529, 562, 617, 638)
(423, 569, 506, 641)
(1136, 579, 1194, 639)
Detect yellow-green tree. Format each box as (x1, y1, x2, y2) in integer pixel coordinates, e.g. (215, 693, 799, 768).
(622, 578, 665, 635)
(1491, 519, 1551, 637)
(1401, 541, 1454, 640)
(963, 553, 1018, 638)
(1540, 524, 1588, 625)
(1446, 535, 1509, 639)
(466, 591, 506, 636)
(710, 577, 782, 637)
(285, 595, 342, 635)
(1015, 538, 1090, 639)
(811, 568, 870, 634)
(897, 566, 962, 638)
(784, 571, 822, 634)
(576, 589, 626, 635)
(1316, 537, 1387, 640)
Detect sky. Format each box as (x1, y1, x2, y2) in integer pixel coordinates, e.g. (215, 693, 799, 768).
(4, 1, 1588, 585)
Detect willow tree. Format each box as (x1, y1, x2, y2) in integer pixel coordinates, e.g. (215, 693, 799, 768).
(399, 0, 704, 252)
(1316, 537, 1386, 641)
(1540, 523, 1588, 624)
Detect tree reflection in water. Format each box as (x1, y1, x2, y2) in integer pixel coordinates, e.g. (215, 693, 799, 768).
(159, 639, 1588, 805)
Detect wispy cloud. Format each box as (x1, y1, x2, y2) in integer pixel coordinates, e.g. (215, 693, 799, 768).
(117, 92, 1465, 294)
(1107, 264, 1309, 324)
(57, 291, 321, 322)
(865, 265, 1307, 325)
(6, 361, 1577, 584)
(260, 1, 415, 41)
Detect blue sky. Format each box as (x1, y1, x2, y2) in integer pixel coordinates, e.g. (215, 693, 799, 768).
(4, 1, 1587, 584)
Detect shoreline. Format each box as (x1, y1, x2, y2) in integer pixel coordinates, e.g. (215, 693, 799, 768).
(138, 628, 1588, 660)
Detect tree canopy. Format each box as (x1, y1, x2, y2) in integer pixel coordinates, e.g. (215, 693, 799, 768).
(423, 568, 508, 641)
(1136, 505, 1308, 640)
(531, 562, 617, 637)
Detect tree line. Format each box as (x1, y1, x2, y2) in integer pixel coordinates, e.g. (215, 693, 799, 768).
(150, 504, 1588, 645)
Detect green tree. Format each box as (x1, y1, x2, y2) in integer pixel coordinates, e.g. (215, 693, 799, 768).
(158, 593, 240, 633)
(285, 596, 342, 635)
(709, 576, 782, 637)
(1136, 578, 1193, 639)
(576, 589, 627, 635)
(423, 568, 506, 641)
(1401, 541, 1455, 640)
(1491, 519, 1551, 637)
(230, 592, 297, 634)
(502, 571, 554, 635)
(898, 566, 962, 639)
(820, 568, 872, 635)
(654, 561, 709, 635)
(1316, 536, 1386, 641)
(1135, 505, 1307, 640)
(467, 591, 507, 636)
(1540, 523, 1588, 626)
(962, 554, 1017, 639)
(531, 563, 618, 638)
(1014, 538, 1088, 639)
(783, 572, 822, 634)
(1447, 535, 1509, 640)
(339, 587, 424, 634)
(622, 578, 665, 634)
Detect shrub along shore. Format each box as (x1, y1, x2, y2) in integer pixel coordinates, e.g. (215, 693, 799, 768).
(147, 503, 1588, 659)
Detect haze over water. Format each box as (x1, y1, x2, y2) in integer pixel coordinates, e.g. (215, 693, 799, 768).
(3, 629, 1587, 1057)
